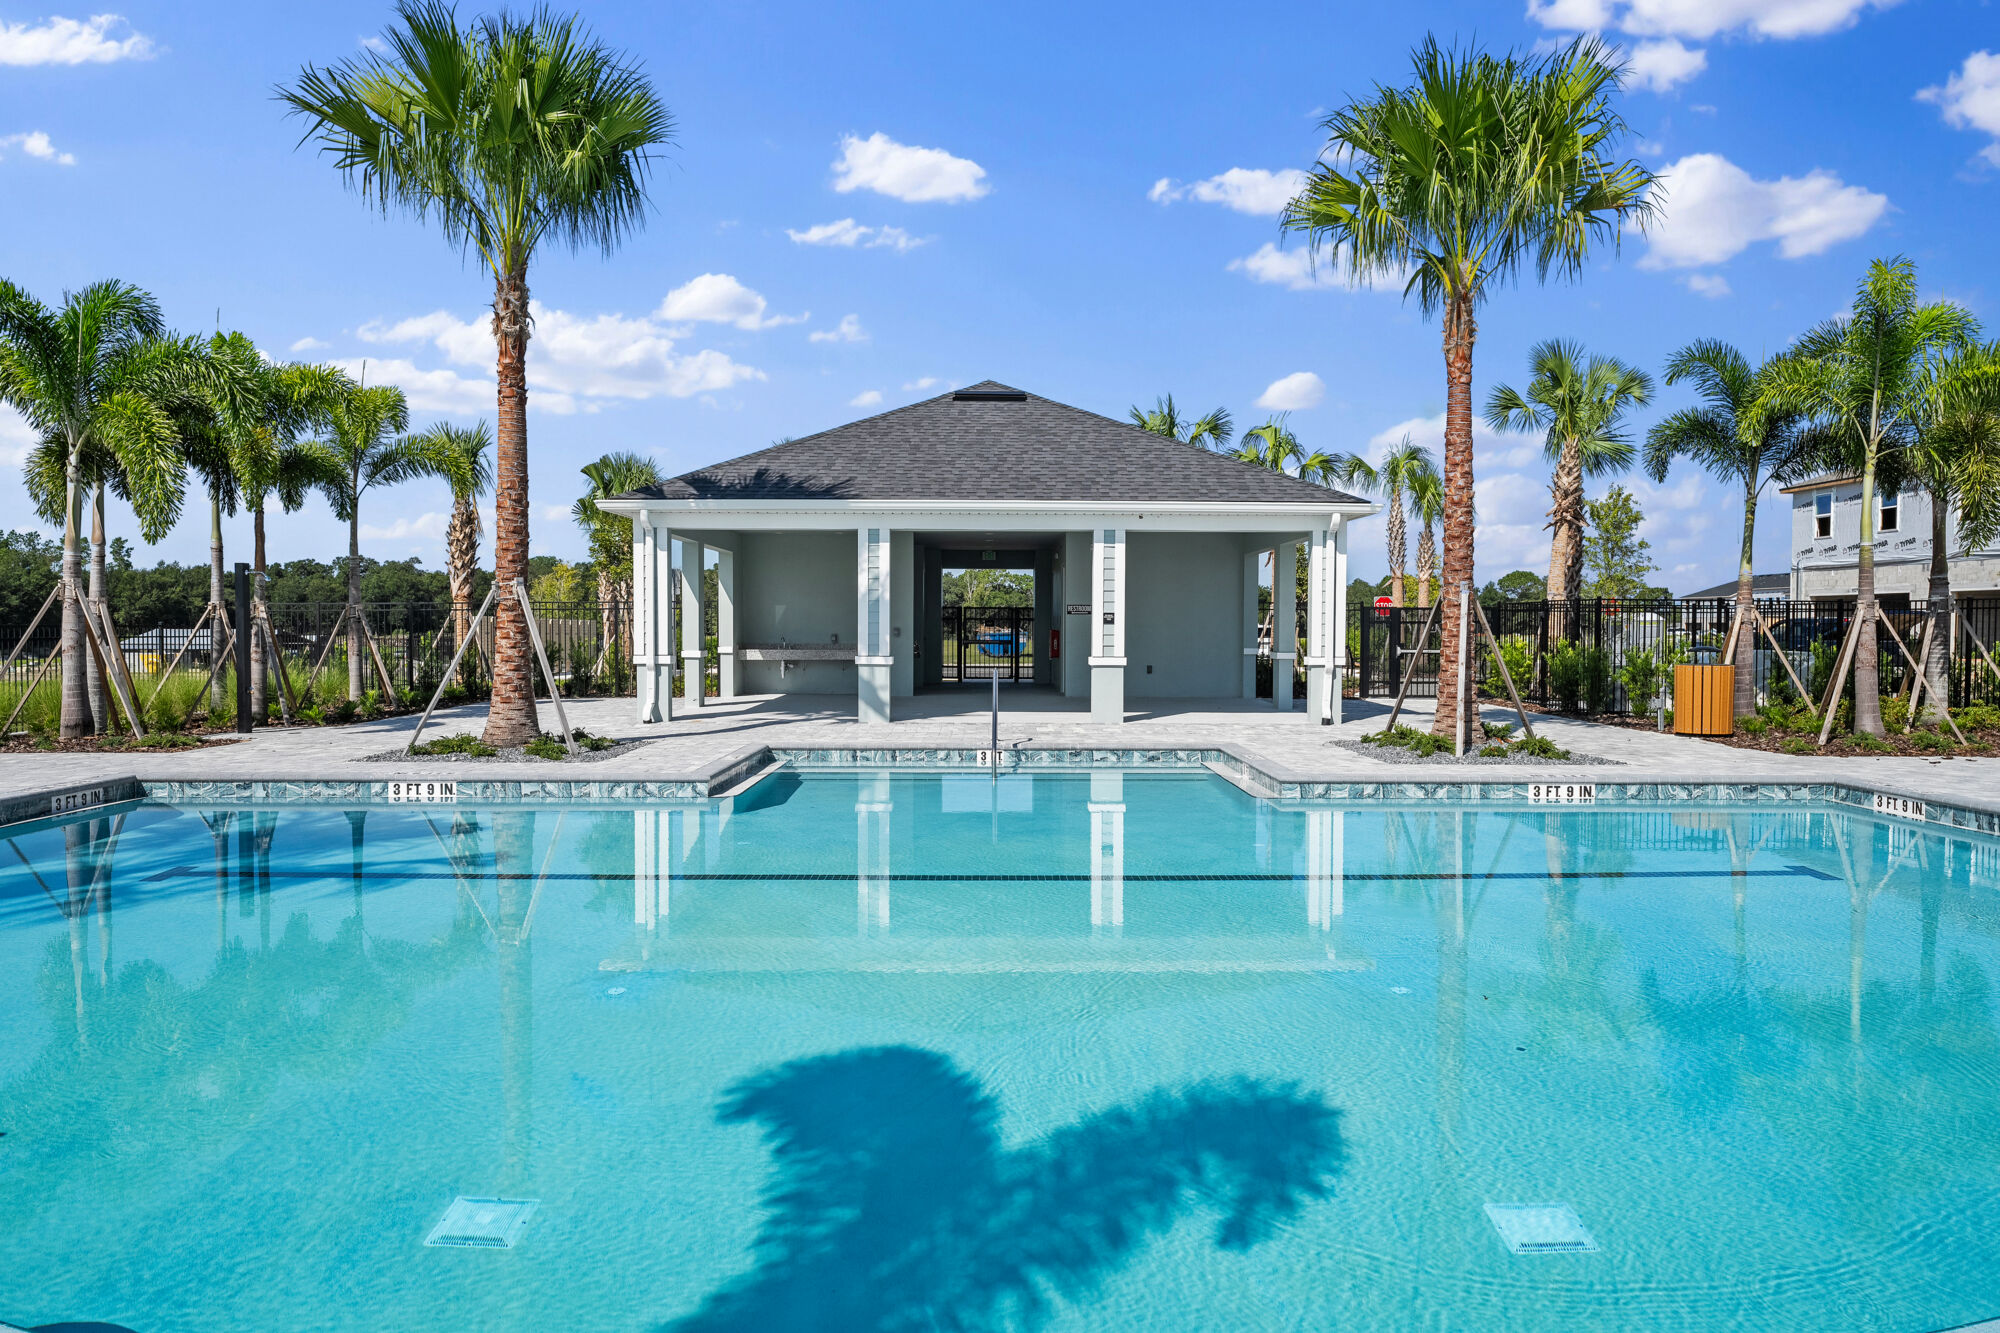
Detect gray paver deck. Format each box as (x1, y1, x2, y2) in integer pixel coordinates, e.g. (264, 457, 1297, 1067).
(4, 687, 1997, 812)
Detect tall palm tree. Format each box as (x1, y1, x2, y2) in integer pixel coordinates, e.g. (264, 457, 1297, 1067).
(1763, 258, 1975, 737)
(307, 378, 462, 701)
(1484, 339, 1653, 613)
(1410, 460, 1446, 609)
(1283, 35, 1659, 740)
(1129, 394, 1234, 450)
(1904, 339, 2000, 718)
(1370, 439, 1430, 607)
(418, 422, 494, 686)
(1, 280, 205, 737)
(1643, 340, 1815, 719)
(573, 450, 660, 677)
(284, 1, 674, 744)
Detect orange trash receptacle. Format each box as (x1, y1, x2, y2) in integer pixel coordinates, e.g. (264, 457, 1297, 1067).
(1673, 664, 1735, 736)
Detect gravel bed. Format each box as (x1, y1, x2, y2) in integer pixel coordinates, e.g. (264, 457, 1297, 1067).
(361, 737, 648, 764)
(1331, 739, 1617, 767)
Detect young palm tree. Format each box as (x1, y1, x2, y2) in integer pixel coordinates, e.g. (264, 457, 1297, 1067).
(1904, 340, 2000, 718)
(1642, 340, 1815, 719)
(1484, 339, 1653, 614)
(1, 280, 205, 737)
(1410, 460, 1446, 609)
(1764, 258, 1975, 737)
(1129, 394, 1234, 450)
(418, 422, 494, 686)
(284, 2, 674, 744)
(1283, 36, 1659, 739)
(307, 378, 461, 702)
(573, 450, 661, 675)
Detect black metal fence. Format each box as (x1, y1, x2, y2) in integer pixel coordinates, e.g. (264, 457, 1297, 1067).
(1346, 597, 2000, 713)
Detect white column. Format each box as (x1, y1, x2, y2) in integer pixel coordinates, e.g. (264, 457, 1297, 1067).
(1088, 526, 1126, 724)
(1304, 524, 1332, 723)
(637, 518, 671, 723)
(856, 527, 893, 724)
(857, 773, 891, 935)
(680, 539, 706, 710)
(1275, 542, 1299, 712)
(1331, 519, 1350, 725)
(1241, 550, 1261, 699)
(715, 547, 738, 700)
(1089, 769, 1124, 933)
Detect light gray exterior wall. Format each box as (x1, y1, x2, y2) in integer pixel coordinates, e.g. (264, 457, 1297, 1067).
(735, 530, 858, 695)
(1788, 483, 2000, 599)
(891, 530, 915, 698)
(1061, 530, 1092, 698)
(1124, 532, 1245, 698)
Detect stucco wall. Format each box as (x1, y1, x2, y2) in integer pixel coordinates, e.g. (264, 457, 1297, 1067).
(735, 530, 859, 695)
(1124, 531, 1245, 698)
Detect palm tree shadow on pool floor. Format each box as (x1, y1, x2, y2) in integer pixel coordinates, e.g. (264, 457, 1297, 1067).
(662, 1045, 1345, 1333)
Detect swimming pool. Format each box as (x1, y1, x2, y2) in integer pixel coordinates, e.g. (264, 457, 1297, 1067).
(3, 771, 1998, 1332)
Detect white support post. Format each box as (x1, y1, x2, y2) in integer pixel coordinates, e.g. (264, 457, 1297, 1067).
(1088, 527, 1127, 724)
(1241, 550, 1261, 700)
(1304, 524, 1332, 723)
(855, 527, 893, 724)
(1089, 770, 1124, 933)
(1331, 519, 1349, 725)
(715, 547, 738, 700)
(1275, 542, 1299, 712)
(856, 773, 891, 934)
(635, 517, 666, 723)
(680, 539, 706, 711)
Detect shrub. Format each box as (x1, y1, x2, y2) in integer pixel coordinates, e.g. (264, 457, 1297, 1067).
(567, 641, 597, 696)
(440, 683, 468, 707)
(1582, 646, 1612, 715)
(411, 733, 497, 757)
(1548, 640, 1584, 714)
(325, 699, 358, 726)
(1619, 646, 1663, 717)
(1509, 735, 1572, 761)
(1739, 715, 1768, 736)
(1780, 736, 1815, 755)
(1910, 728, 1956, 754)
(1487, 721, 1517, 741)
(524, 732, 568, 760)
(1484, 637, 1533, 701)
(571, 727, 616, 752)
(1809, 637, 1842, 703)
(117, 730, 205, 751)
(1478, 743, 1509, 758)
(1881, 696, 1909, 731)
(1954, 703, 2000, 732)
(1852, 732, 1893, 754)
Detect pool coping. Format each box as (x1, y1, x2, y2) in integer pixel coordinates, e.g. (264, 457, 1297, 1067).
(1, 744, 1995, 838)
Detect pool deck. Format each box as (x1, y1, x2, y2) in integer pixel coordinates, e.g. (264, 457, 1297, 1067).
(3, 688, 1997, 819)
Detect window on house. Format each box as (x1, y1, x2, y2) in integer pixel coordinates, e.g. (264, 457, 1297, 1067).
(1815, 492, 1832, 538)
(1880, 490, 1900, 533)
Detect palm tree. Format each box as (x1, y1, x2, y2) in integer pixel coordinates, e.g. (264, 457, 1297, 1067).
(1, 280, 207, 737)
(1763, 258, 1975, 737)
(573, 450, 660, 678)
(1129, 394, 1233, 450)
(1283, 36, 1659, 740)
(1642, 340, 1815, 719)
(308, 377, 462, 702)
(1484, 339, 1653, 615)
(284, 2, 674, 745)
(1410, 460, 1446, 609)
(418, 422, 494, 687)
(1904, 340, 2000, 718)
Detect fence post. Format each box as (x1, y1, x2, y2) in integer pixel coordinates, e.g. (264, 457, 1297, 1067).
(233, 563, 253, 734)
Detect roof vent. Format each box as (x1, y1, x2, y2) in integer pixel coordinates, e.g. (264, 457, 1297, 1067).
(952, 389, 1026, 402)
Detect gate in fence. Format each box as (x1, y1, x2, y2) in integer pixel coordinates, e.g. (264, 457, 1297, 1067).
(1354, 602, 1442, 698)
(941, 604, 1034, 682)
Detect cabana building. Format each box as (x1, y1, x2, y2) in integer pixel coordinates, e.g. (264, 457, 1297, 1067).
(601, 382, 1376, 725)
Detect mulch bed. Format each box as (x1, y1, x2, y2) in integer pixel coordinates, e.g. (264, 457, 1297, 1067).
(1507, 699, 1998, 757)
(1, 731, 250, 754)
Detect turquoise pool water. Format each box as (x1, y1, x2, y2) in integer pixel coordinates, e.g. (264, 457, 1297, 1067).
(3, 773, 1999, 1332)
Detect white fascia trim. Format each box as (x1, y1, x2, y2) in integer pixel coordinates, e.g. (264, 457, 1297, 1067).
(599, 497, 1380, 521)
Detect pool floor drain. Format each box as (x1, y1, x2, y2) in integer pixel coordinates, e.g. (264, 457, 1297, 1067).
(425, 1196, 539, 1248)
(1484, 1203, 1598, 1255)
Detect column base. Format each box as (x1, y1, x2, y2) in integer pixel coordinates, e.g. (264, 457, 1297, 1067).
(1306, 664, 1331, 724)
(637, 663, 666, 723)
(1273, 651, 1296, 712)
(1089, 662, 1125, 724)
(680, 653, 705, 710)
(717, 647, 738, 700)
(858, 660, 893, 724)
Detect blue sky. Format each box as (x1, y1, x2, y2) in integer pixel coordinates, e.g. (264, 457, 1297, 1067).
(2, 0, 1996, 594)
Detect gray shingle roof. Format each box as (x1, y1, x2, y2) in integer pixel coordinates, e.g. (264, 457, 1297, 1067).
(1679, 573, 1791, 600)
(620, 381, 1366, 505)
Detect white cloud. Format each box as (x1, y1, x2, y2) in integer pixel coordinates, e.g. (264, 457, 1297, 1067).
(1150, 167, 1309, 216)
(0, 14, 153, 65)
(1368, 412, 1540, 471)
(786, 218, 928, 251)
(335, 357, 503, 416)
(1528, 0, 1897, 42)
(0, 402, 38, 466)
(810, 314, 868, 344)
(1683, 271, 1732, 297)
(1229, 242, 1402, 293)
(850, 390, 884, 408)
(904, 377, 942, 392)
(1256, 371, 1326, 411)
(832, 132, 988, 203)
(540, 504, 572, 522)
(657, 273, 804, 330)
(1470, 471, 1555, 573)
(360, 511, 450, 542)
(1919, 51, 2000, 168)
(1642, 152, 1887, 269)
(1626, 38, 1708, 91)
(360, 35, 388, 53)
(289, 336, 329, 352)
(0, 131, 76, 166)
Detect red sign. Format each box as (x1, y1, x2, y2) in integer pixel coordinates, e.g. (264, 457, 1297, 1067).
(1049, 628, 1060, 659)
(1374, 596, 1394, 609)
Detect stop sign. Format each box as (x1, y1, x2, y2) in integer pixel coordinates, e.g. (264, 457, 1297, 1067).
(1374, 596, 1393, 609)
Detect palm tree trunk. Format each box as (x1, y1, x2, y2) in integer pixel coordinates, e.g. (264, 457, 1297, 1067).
(209, 491, 228, 715)
(1853, 445, 1884, 737)
(446, 494, 478, 687)
(1732, 477, 1757, 719)
(484, 264, 540, 746)
(1387, 487, 1407, 608)
(251, 504, 268, 722)
(88, 484, 108, 732)
(1416, 524, 1435, 609)
(58, 447, 93, 740)
(1919, 491, 1952, 723)
(1546, 438, 1584, 641)
(347, 503, 364, 702)
(1432, 292, 1483, 744)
